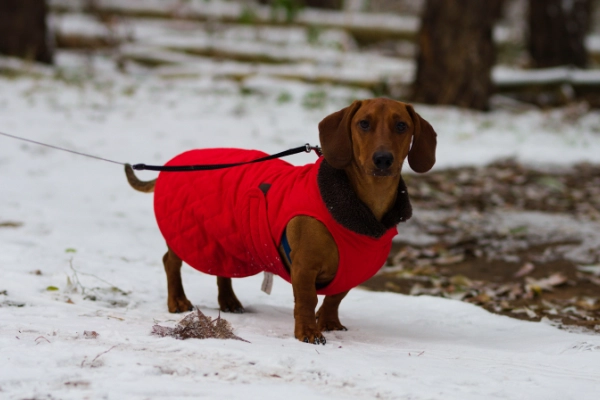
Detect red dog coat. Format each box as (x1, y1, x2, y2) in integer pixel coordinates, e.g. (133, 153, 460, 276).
(153, 149, 411, 296)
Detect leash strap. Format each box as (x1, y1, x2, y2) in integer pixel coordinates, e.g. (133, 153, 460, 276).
(0, 131, 322, 171)
(0, 130, 125, 166)
(132, 144, 322, 172)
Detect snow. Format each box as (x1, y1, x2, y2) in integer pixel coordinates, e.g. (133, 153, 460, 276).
(53, 13, 356, 50)
(2, 53, 600, 399)
(50, 10, 600, 94)
(50, 0, 419, 39)
(52, 12, 411, 89)
(494, 66, 600, 85)
(587, 34, 600, 52)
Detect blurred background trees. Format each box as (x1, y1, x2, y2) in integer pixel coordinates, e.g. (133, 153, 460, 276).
(411, 0, 504, 111)
(528, 0, 591, 68)
(1, 0, 599, 109)
(0, 0, 53, 64)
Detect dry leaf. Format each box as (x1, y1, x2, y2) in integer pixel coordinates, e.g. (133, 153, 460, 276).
(514, 262, 535, 278)
(450, 275, 472, 287)
(526, 273, 568, 292)
(435, 254, 465, 265)
(83, 331, 99, 339)
(512, 307, 538, 319)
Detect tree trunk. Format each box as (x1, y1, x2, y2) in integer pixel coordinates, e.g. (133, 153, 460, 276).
(0, 0, 53, 64)
(412, 0, 503, 111)
(528, 0, 590, 68)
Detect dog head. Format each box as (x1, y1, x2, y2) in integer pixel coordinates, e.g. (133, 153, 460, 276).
(318, 98, 437, 175)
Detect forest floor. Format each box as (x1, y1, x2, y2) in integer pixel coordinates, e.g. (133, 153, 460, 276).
(367, 160, 600, 333)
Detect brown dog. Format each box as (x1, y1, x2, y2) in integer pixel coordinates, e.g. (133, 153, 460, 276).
(125, 98, 437, 344)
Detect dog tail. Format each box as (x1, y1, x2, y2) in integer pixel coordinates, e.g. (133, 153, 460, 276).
(125, 164, 156, 193)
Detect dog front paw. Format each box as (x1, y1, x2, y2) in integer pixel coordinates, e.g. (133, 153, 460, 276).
(167, 296, 193, 313)
(295, 325, 326, 345)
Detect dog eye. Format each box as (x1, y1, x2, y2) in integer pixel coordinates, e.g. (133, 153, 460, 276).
(396, 122, 407, 133)
(359, 120, 370, 130)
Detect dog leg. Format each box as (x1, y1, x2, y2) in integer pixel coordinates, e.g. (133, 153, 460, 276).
(217, 277, 245, 313)
(316, 291, 349, 332)
(163, 247, 193, 313)
(285, 216, 338, 345)
(292, 270, 325, 344)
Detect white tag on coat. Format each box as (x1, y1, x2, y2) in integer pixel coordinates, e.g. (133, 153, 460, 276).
(261, 272, 273, 295)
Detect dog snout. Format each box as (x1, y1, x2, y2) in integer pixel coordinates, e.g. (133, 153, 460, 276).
(372, 151, 394, 170)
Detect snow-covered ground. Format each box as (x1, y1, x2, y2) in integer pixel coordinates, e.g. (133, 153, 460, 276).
(2, 54, 600, 399)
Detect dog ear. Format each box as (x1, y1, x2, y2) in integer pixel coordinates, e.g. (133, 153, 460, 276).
(318, 100, 362, 169)
(407, 105, 437, 173)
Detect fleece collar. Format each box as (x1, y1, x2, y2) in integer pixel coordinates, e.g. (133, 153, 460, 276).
(317, 159, 412, 239)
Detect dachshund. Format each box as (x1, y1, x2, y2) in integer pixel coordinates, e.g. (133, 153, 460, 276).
(125, 98, 437, 344)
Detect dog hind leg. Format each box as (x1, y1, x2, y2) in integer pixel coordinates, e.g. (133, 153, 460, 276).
(163, 247, 193, 313)
(217, 277, 245, 313)
(316, 291, 349, 331)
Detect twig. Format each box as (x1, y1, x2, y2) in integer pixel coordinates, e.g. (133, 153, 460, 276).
(211, 310, 222, 324)
(90, 345, 118, 365)
(35, 336, 51, 344)
(69, 258, 86, 295)
(69, 259, 128, 295)
(80, 345, 119, 368)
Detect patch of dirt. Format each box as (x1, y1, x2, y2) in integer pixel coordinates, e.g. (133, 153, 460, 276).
(403, 159, 600, 220)
(364, 160, 600, 333)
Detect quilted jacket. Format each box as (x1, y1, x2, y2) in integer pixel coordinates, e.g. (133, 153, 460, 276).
(153, 148, 404, 296)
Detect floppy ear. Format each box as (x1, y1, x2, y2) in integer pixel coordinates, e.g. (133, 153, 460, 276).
(318, 100, 362, 169)
(407, 105, 437, 173)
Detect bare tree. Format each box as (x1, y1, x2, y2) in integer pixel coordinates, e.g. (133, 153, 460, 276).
(528, 0, 590, 68)
(0, 0, 53, 64)
(412, 0, 504, 111)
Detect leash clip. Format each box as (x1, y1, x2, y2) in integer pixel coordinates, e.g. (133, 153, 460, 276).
(305, 143, 323, 157)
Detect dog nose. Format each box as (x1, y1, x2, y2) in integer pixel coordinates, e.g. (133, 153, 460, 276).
(373, 151, 394, 170)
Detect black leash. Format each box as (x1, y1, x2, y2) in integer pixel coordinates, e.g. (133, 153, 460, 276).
(132, 144, 322, 171)
(0, 131, 322, 171)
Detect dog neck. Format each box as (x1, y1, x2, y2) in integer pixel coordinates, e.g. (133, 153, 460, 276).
(344, 162, 401, 221)
(317, 160, 412, 239)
